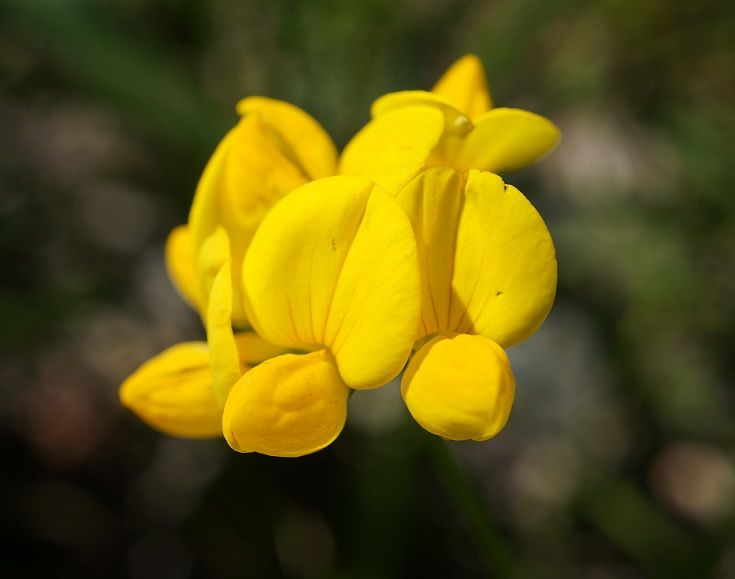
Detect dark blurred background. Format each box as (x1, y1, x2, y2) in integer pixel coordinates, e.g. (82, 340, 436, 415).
(1, 0, 734, 577)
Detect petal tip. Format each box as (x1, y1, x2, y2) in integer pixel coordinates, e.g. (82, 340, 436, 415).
(401, 334, 515, 442)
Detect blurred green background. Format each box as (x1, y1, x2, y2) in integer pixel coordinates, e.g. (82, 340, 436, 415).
(1, 0, 735, 577)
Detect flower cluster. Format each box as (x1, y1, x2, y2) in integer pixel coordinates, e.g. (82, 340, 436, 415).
(120, 55, 559, 457)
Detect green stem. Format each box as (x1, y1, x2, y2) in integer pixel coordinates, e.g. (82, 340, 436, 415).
(429, 439, 517, 579)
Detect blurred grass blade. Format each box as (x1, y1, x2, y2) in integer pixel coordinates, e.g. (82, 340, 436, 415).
(430, 439, 520, 578)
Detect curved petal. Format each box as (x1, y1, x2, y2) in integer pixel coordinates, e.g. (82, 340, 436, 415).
(396, 168, 465, 337)
(242, 176, 420, 389)
(207, 261, 243, 407)
(196, 227, 230, 318)
(222, 349, 349, 457)
(237, 96, 337, 180)
(371, 91, 472, 135)
(457, 107, 561, 173)
(165, 225, 203, 311)
(338, 105, 445, 194)
(397, 168, 557, 347)
(431, 54, 493, 120)
(188, 116, 309, 325)
(234, 331, 291, 365)
(119, 342, 221, 438)
(454, 171, 557, 345)
(187, 128, 231, 256)
(401, 334, 514, 441)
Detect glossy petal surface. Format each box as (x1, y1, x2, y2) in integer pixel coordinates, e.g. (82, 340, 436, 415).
(339, 106, 444, 194)
(222, 349, 349, 457)
(119, 342, 221, 438)
(458, 108, 560, 173)
(397, 168, 557, 347)
(431, 54, 493, 119)
(401, 334, 514, 441)
(243, 176, 420, 389)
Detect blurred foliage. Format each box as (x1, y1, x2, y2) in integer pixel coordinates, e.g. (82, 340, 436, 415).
(1, 0, 735, 578)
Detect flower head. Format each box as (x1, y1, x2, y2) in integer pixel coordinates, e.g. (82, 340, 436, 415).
(120, 54, 560, 456)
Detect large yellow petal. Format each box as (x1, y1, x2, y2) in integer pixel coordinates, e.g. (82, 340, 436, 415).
(325, 185, 421, 389)
(401, 334, 514, 441)
(455, 171, 557, 345)
(222, 349, 349, 457)
(338, 105, 445, 194)
(236, 96, 337, 180)
(242, 176, 372, 349)
(431, 54, 493, 120)
(119, 342, 221, 438)
(165, 225, 203, 311)
(397, 168, 557, 347)
(188, 115, 309, 325)
(457, 108, 560, 173)
(206, 261, 243, 407)
(242, 176, 420, 389)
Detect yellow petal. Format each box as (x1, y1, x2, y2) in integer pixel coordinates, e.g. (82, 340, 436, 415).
(236, 96, 337, 180)
(401, 334, 514, 441)
(242, 176, 420, 389)
(206, 261, 243, 407)
(338, 106, 445, 194)
(456, 170, 557, 344)
(234, 331, 291, 365)
(189, 116, 309, 251)
(165, 225, 203, 311)
(119, 342, 221, 438)
(432, 54, 493, 120)
(395, 168, 465, 337)
(325, 184, 421, 389)
(222, 349, 349, 457)
(397, 168, 557, 347)
(196, 227, 230, 317)
(457, 107, 561, 173)
(371, 90, 472, 136)
(188, 116, 309, 325)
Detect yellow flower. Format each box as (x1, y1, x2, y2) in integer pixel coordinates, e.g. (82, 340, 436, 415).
(222, 175, 421, 457)
(120, 59, 559, 453)
(396, 167, 557, 441)
(121, 97, 334, 438)
(339, 54, 560, 193)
